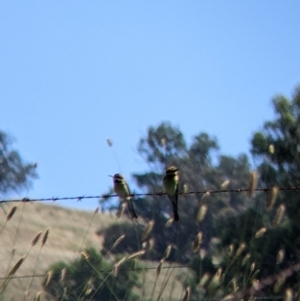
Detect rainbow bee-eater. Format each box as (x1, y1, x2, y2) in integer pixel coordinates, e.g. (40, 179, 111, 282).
(112, 173, 138, 219)
(163, 166, 179, 221)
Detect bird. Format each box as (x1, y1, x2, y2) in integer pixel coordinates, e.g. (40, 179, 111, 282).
(111, 173, 138, 219)
(163, 166, 179, 221)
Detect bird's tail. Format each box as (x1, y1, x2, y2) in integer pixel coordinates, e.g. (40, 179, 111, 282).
(127, 198, 138, 219)
(168, 195, 179, 221)
(172, 202, 179, 221)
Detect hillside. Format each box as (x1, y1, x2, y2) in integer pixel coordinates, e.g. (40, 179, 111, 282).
(0, 201, 184, 300)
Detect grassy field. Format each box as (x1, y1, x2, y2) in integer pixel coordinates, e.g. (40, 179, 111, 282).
(0, 202, 183, 300)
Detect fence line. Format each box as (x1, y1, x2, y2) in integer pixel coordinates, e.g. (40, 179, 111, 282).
(0, 260, 288, 281)
(1, 186, 300, 299)
(1, 186, 300, 204)
(2, 261, 299, 300)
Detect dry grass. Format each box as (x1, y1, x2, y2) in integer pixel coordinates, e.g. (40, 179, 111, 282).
(0, 202, 183, 300)
(0, 202, 114, 299)
(134, 261, 185, 300)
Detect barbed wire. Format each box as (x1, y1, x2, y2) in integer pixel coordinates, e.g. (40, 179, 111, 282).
(1, 186, 300, 204)
(0, 265, 188, 281)
(1, 262, 299, 301)
(0, 261, 285, 281)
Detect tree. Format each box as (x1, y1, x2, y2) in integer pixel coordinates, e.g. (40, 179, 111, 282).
(251, 86, 300, 226)
(181, 86, 300, 299)
(42, 248, 142, 301)
(183, 87, 300, 299)
(0, 130, 37, 194)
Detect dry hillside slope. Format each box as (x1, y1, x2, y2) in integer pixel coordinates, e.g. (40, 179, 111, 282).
(0, 202, 184, 300)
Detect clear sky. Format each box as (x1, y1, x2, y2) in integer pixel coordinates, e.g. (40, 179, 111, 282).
(1, 1, 299, 210)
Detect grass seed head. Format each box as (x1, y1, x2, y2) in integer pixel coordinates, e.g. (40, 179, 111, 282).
(113, 256, 127, 276)
(141, 220, 154, 242)
(113, 265, 119, 277)
(248, 171, 258, 198)
(42, 270, 53, 288)
(235, 242, 246, 257)
(45, 270, 54, 287)
(272, 204, 286, 227)
(284, 288, 293, 301)
(112, 234, 125, 250)
(147, 238, 155, 251)
(276, 249, 285, 264)
(199, 272, 210, 287)
(115, 256, 127, 267)
(41, 228, 49, 247)
(36, 291, 42, 301)
(81, 251, 89, 260)
(221, 294, 235, 301)
(255, 227, 267, 239)
(8, 256, 24, 277)
(250, 262, 255, 273)
(266, 186, 279, 211)
(231, 277, 239, 293)
(228, 244, 235, 257)
(31, 231, 42, 247)
(182, 286, 191, 301)
(161, 244, 172, 261)
(209, 268, 222, 289)
(274, 276, 286, 293)
(127, 250, 145, 260)
(60, 267, 67, 284)
(182, 183, 188, 197)
(200, 191, 210, 202)
(221, 179, 230, 189)
(269, 144, 275, 154)
(196, 204, 208, 223)
(252, 278, 260, 291)
(24, 290, 30, 300)
(165, 217, 173, 227)
(192, 232, 203, 253)
(6, 206, 17, 222)
(156, 260, 163, 277)
(200, 248, 207, 259)
(241, 253, 251, 266)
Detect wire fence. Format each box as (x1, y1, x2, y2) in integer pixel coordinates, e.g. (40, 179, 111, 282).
(1, 185, 300, 300)
(1, 185, 300, 204)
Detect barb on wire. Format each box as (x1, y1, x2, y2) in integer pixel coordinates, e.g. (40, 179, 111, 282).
(1, 186, 300, 204)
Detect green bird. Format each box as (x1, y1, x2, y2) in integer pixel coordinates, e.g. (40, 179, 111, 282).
(163, 166, 179, 221)
(112, 173, 138, 219)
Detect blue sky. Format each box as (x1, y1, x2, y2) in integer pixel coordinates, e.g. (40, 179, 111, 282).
(1, 1, 299, 210)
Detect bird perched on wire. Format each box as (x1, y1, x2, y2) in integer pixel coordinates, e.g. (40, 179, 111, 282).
(111, 173, 138, 219)
(163, 166, 179, 221)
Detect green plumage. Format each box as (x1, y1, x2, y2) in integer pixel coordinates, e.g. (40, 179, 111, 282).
(113, 174, 137, 219)
(163, 166, 179, 221)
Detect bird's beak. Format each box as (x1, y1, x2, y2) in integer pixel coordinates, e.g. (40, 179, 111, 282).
(108, 175, 113, 177)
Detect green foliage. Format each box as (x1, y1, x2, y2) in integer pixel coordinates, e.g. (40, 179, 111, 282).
(251, 86, 300, 222)
(0, 130, 37, 194)
(42, 248, 142, 301)
(98, 222, 143, 255)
